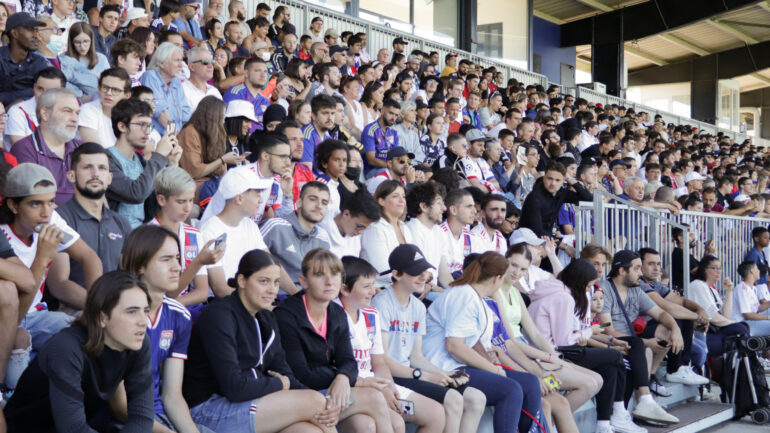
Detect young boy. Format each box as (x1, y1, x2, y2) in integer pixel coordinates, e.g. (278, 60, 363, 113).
(733, 260, 770, 336)
(150, 167, 224, 318)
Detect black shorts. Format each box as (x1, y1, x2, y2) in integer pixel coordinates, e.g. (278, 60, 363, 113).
(393, 377, 466, 403)
(640, 319, 659, 339)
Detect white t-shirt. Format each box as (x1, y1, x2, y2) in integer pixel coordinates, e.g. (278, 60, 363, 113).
(732, 281, 761, 322)
(470, 224, 506, 255)
(4, 97, 36, 150)
(317, 213, 362, 259)
(438, 221, 486, 274)
(360, 218, 414, 287)
(371, 286, 426, 367)
(182, 79, 223, 111)
(78, 99, 117, 148)
(346, 306, 384, 377)
(518, 264, 553, 294)
(423, 284, 495, 371)
(686, 279, 722, 320)
(200, 216, 266, 280)
(405, 218, 445, 283)
(1, 211, 79, 313)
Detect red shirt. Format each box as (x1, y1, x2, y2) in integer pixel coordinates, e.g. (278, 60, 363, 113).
(292, 163, 316, 203)
(448, 120, 461, 134)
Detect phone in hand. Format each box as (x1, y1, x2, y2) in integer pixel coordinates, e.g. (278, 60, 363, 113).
(214, 233, 227, 249)
(544, 375, 560, 389)
(166, 122, 176, 135)
(449, 370, 468, 380)
(398, 399, 415, 416)
(600, 322, 612, 328)
(657, 339, 669, 347)
(34, 224, 73, 245)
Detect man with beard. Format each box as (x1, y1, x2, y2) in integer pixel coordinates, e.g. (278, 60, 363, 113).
(58, 143, 131, 289)
(226, 0, 251, 45)
(223, 57, 271, 132)
(276, 120, 315, 202)
(0, 14, 50, 108)
(366, 147, 415, 194)
(300, 94, 335, 169)
(11, 88, 82, 205)
(305, 62, 340, 101)
(261, 181, 331, 293)
(106, 98, 181, 228)
(405, 181, 453, 289)
(440, 188, 486, 278)
(223, 20, 249, 57)
(362, 99, 400, 175)
(174, 0, 204, 48)
(471, 193, 507, 255)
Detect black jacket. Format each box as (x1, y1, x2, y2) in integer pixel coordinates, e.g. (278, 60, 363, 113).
(275, 292, 358, 389)
(183, 292, 305, 407)
(519, 179, 593, 237)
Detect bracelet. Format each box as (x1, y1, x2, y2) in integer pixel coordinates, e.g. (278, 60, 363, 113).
(608, 336, 615, 343)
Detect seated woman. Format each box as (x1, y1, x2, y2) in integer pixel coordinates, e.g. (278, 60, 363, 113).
(422, 251, 544, 433)
(276, 248, 399, 433)
(4, 271, 154, 432)
(182, 249, 337, 433)
(687, 255, 749, 356)
(339, 256, 445, 433)
(491, 245, 602, 429)
(60, 22, 111, 99)
(527, 259, 647, 433)
(732, 260, 770, 336)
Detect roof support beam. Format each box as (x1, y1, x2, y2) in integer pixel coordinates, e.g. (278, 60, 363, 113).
(658, 34, 711, 56)
(533, 9, 565, 25)
(758, 0, 770, 13)
(707, 19, 760, 44)
(751, 73, 770, 85)
(624, 45, 669, 66)
(561, 0, 760, 47)
(576, 0, 614, 12)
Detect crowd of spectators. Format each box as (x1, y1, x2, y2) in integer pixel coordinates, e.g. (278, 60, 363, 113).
(0, 0, 769, 432)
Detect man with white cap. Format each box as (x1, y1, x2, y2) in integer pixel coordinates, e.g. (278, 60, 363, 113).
(675, 171, 705, 197)
(182, 47, 222, 110)
(509, 227, 562, 294)
(115, 8, 150, 40)
(199, 165, 272, 297)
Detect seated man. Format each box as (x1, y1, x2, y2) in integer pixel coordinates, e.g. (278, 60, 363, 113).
(261, 181, 330, 295)
(637, 248, 709, 389)
(0, 163, 102, 384)
(362, 99, 400, 176)
(317, 187, 380, 258)
(4, 67, 65, 148)
(732, 260, 770, 336)
(199, 165, 272, 298)
(366, 147, 414, 194)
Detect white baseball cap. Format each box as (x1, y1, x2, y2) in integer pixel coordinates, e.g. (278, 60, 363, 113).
(219, 165, 272, 200)
(684, 171, 705, 184)
(225, 100, 259, 123)
(509, 227, 545, 247)
(123, 8, 148, 26)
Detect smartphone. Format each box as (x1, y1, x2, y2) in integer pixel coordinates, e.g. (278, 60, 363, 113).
(449, 370, 468, 379)
(34, 224, 74, 245)
(657, 339, 669, 347)
(166, 122, 176, 135)
(214, 233, 227, 249)
(600, 322, 612, 328)
(398, 399, 415, 416)
(544, 375, 560, 390)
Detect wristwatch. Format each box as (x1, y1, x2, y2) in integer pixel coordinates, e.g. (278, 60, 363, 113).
(412, 368, 422, 380)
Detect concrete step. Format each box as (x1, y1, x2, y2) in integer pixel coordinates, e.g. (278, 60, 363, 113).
(641, 401, 734, 433)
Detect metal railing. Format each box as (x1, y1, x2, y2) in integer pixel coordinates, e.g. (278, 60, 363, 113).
(574, 189, 692, 297)
(251, 0, 766, 146)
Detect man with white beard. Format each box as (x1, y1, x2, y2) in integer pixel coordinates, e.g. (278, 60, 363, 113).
(10, 88, 82, 205)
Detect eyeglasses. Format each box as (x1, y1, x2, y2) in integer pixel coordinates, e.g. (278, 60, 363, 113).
(38, 27, 61, 34)
(396, 158, 411, 164)
(267, 152, 291, 161)
(100, 85, 124, 95)
(213, 53, 228, 59)
(73, 39, 91, 46)
(192, 59, 215, 65)
(129, 122, 154, 132)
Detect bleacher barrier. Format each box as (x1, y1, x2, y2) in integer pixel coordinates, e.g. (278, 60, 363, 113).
(574, 188, 693, 298)
(576, 188, 770, 299)
(247, 0, 769, 147)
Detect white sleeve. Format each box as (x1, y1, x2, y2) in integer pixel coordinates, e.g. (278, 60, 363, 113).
(687, 281, 719, 319)
(463, 158, 482, 180)
(200, 220, 224, 268)
(360, 224, 391, 276)
(5, 105, 31, 138)
(366, 176, 386, 195)
(51, 211, 80, 251)
(371, 312, 384, 355)
(734, 286, 754, 316)
(78, 103, 99, 128)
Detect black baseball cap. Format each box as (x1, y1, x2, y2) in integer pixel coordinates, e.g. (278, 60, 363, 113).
(393, 37, 408, 46)
(611, 250, 640, 272)
(381, 244, 435, 276)
(6, 12, 45, 32)
(386, 147, 415, 160)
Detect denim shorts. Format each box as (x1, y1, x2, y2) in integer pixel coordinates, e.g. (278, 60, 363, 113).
(21, 309, 73, 353)
(189, 394, 258, 433)
(156, 413, 217, 433)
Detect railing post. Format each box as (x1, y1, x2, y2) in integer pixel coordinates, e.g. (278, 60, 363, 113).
(683, 227, 690, 299)
(302, 3, 310, 37)
(593, 190, 605, 247)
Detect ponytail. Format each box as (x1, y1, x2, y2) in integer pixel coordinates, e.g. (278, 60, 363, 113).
(450, 251, 508, 287)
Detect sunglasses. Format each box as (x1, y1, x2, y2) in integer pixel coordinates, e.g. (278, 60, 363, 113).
(193, 59, 216, 65)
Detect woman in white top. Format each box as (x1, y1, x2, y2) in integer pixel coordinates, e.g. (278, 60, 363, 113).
(361, 82, 384, 123)
(422, 252, 545, 433)
(360, 180, 413, 287)
(686, 255, 748, 356)
(341, 75, 367, 140)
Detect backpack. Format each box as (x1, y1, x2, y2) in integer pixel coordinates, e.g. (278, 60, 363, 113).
(713, 335, 770, 420)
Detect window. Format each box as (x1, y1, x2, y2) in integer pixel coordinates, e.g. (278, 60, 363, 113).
(477, 22, 502, 58)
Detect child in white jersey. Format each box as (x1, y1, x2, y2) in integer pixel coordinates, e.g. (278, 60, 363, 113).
(339, 256, 444, 433)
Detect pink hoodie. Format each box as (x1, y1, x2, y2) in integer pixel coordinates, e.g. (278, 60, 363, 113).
(527, 278, 592, 347)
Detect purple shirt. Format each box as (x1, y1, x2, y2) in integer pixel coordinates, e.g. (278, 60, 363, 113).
(10, 131, 81, 205)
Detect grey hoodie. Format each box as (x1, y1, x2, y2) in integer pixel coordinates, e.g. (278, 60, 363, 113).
(260, 212, 330, 283)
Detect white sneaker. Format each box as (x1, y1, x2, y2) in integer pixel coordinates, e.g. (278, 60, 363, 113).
(760, 358, 770, 372)
(596, 423, 616, 433)
(665, 365, 709, 385)
(633, 399, 679, 425)
(610, 410, 648, 433)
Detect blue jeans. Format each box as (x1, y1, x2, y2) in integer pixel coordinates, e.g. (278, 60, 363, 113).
(21, 309, 73, 356)
(189, 394, 257, 433)
(706, 322, 751, 356)
(692, 332, 708, 369)
(463, 367, 545, 433)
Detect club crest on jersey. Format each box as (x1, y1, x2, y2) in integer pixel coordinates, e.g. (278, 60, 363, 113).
(159, 330, 174, 350)
(184, 246, 198, 261)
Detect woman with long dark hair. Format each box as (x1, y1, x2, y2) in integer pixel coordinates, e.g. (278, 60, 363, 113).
(130, 26, 157, 66)
(179, 96, 245, 200)
(4, 271, 154, 432)
(422, 252, 545, 433)
(361, 81, 384, 122)
(184, 249, 338, 433)
(687, 255, 748, 356)
(526, 259, 644, 433)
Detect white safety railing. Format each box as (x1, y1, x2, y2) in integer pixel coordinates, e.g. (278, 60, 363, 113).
(250, 0, 767, 146)
(574, 189, 692, 297)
